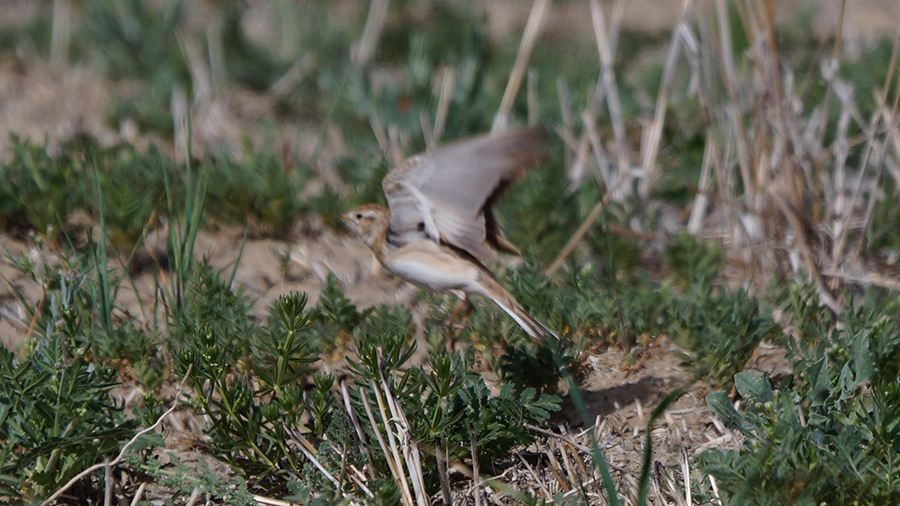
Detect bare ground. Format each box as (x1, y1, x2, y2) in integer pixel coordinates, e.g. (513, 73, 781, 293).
(0, 219, 792, 501)
(0, 0, 880, 500)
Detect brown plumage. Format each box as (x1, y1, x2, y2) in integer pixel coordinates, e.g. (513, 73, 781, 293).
(343, 128, 556, 339)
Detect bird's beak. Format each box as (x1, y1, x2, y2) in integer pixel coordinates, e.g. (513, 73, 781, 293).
(340, 212, 353, 230)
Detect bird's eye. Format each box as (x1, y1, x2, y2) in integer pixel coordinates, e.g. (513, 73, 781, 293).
(416, 222, 425, 231)
(356, 213, 363, 219)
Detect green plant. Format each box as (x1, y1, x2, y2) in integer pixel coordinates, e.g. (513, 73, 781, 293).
(167, 261, 563, 498)
(162, 142, 207, 311)
(175, 283, 324, 486)
(670, 287, 780, 390)
(205, 146, 311, 234)
(701, 287, 900, 505)
(0, 135, 175, 250)
(0, 135, 87, 237)
(0, 274, 137, 501)
(347, 330, 560, 495)
(85, 0, 185, 81)
(124, 450, 256, 505)
(86, 0, 187, 136)
(307, 274, 373, 355)
(168, 266, 257, 365)
(662, 232, 724, 290)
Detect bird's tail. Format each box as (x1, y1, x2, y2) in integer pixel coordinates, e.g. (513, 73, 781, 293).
(477, 274, 558, 340)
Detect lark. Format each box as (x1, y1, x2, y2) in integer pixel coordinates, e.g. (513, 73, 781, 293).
(343, 127, 556, 339)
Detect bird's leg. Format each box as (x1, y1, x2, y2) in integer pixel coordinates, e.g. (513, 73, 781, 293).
(453, 299, 474, 337)
(447, 298, 466, 325)
(445, 294, 474, 352)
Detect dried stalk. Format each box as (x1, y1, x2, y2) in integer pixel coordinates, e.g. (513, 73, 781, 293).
(638, 0, 695, 198)
(589, 0, 630, 180)
(352, 0, 389, 68)
(471, 428, 482, 506)
(42, 366, 193, 506)
(341, 379, 376, 478)
(433, 67, 455, 144)
(360, 387, 413, 505)
(377, 361, 429, 506)
(493, 0, 550, 131)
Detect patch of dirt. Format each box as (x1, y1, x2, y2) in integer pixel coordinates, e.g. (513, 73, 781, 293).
(0, 62, 119, 155)
(0, 223, 792, 501)
(0, 0, 875, 500)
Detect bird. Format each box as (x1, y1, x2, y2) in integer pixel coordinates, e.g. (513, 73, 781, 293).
(342, 127, 557, 340)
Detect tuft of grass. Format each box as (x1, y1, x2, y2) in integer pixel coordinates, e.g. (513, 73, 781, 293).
(663, 232, 724, 290)
(670, 288, 780, 391)
(0, 252, 141, 501)
(86, 0, 188, 136)
(702, 286, 900, 505)
(206, 145, 312, 234)
(0, 135, 323, 247)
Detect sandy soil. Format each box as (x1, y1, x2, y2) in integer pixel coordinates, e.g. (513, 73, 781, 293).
(0, 0, 872, 500)
(0, 219, 792, 502)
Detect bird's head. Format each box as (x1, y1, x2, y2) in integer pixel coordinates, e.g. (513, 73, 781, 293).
(342, 204, 390, 248)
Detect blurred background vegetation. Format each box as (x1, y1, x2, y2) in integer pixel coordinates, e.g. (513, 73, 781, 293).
(0, 0, 899, 504)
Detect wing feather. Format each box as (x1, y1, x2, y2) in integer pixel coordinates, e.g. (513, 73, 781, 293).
(382, 127, 548, 262)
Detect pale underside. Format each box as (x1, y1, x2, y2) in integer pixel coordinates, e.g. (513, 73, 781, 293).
(382, 240, 482, 300)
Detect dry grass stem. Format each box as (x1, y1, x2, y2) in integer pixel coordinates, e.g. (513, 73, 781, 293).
(713, 0, 753, 205)
(470, 428, 482, 506)
(269, 54, 315, 99)
(589, 0, 629, 180)
(184, 486, 201, 506)
(352, 0, 389, 68)
(528, 69, 539, 127)
(347, 465, 375, 497)
(708, 474, 722, 505)
(543, 440, 571, 492)
(544, 174, 633, 277)
(432, 67, 454, 144)
(584, 110, 613, 188)
(824, 270, 900, 291)
(420, 110, 435, 148)
(340, 379, 375, 477)
(41, 366, 193, 506)
(253, 495, 297, 506)
(50, 0, 72, 67)
(557, 77, 573, 131)
(376, 357, 429, 506)
(687, 135, 716, 234)
(638, 0, 694, 198)
(492, 0, 550, 131)
(291, 433, 343, 490)
(102, 457, 111, 506)
(435, 442, 452, 505)
(128, 483, 146, 506)
(525, 423, 591, 453)
(207, 24, 226, 93)
(514, 450, 552, 500)
(368, 114, 390, 159)
(359, 387, 411, 504)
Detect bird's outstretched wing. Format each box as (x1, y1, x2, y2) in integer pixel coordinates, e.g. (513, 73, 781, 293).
(382, 127, 549, 263)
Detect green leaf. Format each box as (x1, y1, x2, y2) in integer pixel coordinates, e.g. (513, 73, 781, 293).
(807, 356, 832, 407)
(850, 329, 875, 385)
(707, 391, 752, 435)
(734, 372, 773, 404)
